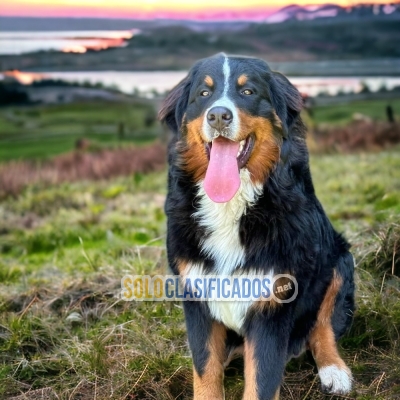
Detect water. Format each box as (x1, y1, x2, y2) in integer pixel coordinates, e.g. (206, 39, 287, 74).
(289, 77, 400, 97)
(0, 30, 139, 55)
(1, 31, 399, 96)
(1, 69, 400, 97)
(42, 71, 189, 95)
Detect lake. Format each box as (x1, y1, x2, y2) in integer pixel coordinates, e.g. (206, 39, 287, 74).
(1, 30, 399, 96)
(3, 70, 398, 97)
(0, 30, 139, 55)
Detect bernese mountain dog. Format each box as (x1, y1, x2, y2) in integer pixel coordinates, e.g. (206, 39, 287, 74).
(159, 53, 355, 400)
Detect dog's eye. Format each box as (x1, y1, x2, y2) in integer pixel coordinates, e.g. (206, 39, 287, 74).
(242, 89, 253, 95)
(200, 90, 210, 97)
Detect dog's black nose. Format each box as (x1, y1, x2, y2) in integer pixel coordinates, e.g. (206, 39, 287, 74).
(207, 106, 233, 132)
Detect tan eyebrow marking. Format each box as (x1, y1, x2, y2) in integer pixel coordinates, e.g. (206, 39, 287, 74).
(204, 75, 214, 86)
(238, 74, 248, 86)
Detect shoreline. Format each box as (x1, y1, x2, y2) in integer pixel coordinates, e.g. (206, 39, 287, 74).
(1, 58, 399, 77)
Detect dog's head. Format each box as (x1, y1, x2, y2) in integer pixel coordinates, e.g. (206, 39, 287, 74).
(159, 53, 303, 203)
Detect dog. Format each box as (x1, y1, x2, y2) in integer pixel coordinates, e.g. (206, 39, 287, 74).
(159, 53, 355, 400)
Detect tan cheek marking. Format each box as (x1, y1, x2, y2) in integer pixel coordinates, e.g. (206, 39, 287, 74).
(272, 110, 284, 132)
(238, 110, 282, 184)
(204, 75, 214, 87)
(238, 74, 248, 86)
(179, 115, 208, 182)
(309, 271, 348, 369)
(243, 338, 258, 399)
(193, 322, 226, 400)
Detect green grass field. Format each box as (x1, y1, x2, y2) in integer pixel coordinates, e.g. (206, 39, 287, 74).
(0, 101, 159, 161)
(0, 149, 399, 399)
(0, 97, 399, 162)
(310, 98, 400, 126)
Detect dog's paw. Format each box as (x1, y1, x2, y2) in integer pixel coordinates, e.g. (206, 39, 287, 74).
(318, 365, 352, 394)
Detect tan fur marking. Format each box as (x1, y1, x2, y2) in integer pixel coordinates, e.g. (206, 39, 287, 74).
(310, 325, 347, 370)
(175, 259, 187, 275)
(251, 298, 278, 315)
(273, 387, 280, 400)
(309, 271, 348, 369)
(243, 338, 258, 399)
(180, 115, 208, 182)
(224, 344, 244, 367)
(318, 271, 342, 325)
(193, 322, 226, 400)
(180, 110, 283, 183)
(204, 75, 214, 87)
(238, 74, 248, 86)
(250, 274, 295, 313)
(238, 110, 282, 184)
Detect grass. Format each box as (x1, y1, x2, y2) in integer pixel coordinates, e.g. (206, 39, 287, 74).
(0, 101, 159, 162)
(1, 97, 398, 162)
(0, 149, 399, 399)
(0, 94, 398, 162)
(0, 143, 166, 198)
(310, 98, 400, 126)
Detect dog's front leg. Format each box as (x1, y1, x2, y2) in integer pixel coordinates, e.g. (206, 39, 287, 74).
(243, 313, 289, 400)
(183, 301, 226, 400)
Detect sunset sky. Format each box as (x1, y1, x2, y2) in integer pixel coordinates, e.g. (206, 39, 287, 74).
(0, 0, 395, 20)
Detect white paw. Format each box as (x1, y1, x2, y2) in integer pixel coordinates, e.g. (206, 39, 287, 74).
(318, 365, 352, 394)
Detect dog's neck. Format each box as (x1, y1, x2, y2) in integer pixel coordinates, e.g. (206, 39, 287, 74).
(193, 168, 263, 274)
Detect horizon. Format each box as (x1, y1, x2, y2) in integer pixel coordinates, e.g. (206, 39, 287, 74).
(0, 1, 396, 21)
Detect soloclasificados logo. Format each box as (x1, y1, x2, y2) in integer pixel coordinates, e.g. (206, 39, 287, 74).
(121, 274, 298, 303)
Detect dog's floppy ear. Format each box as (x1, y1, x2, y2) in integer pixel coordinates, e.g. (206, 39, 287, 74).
(158, 75, 191, 134)
(269, 71, 303, 138)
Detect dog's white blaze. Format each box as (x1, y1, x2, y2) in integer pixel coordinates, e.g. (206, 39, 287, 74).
(319, 365, 352, 394)
(222, 56, 230, 96)
(184, 263, 274, 333)
(202, 56, 240, 141)
(194, 168, 262, 275)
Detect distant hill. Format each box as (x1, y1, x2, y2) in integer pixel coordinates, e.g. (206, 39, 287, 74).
(266, 3, 400, 23)
(1, 18, 399, 72)
(1, 3, 399, 32)
(1, 3, 400, 72)
(0, 3, 400, 32)
(0, 16, 249, 32)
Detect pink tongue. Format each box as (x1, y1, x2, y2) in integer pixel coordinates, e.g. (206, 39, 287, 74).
(204, 137, 241, 203)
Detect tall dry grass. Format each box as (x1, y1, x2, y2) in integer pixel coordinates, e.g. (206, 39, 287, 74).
(2, 121, 400, 198)
(313, 121, 400, 153)
(0, 143, 166, 198)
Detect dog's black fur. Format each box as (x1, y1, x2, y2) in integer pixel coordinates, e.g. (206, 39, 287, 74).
(160, 53, 355, 400)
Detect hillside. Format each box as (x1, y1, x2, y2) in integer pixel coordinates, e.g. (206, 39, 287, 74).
(1, 18, 400, 72)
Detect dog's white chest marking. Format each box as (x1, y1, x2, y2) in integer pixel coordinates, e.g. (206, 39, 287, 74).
(208, 298, 253, 333)
(190, 169, 264, 332)
(189, 56, 266, 333)
(194, 168, 262, 275)
(184, 264, 274, 333)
